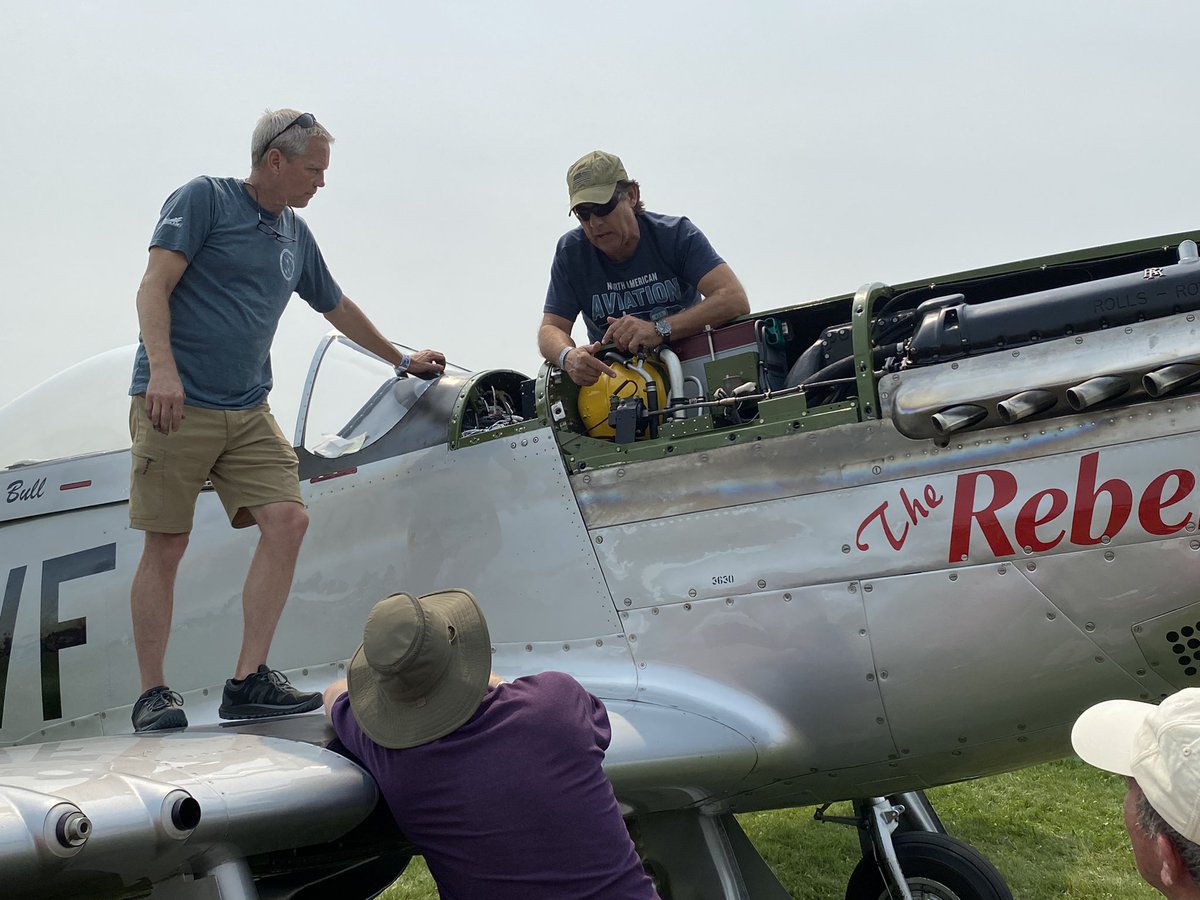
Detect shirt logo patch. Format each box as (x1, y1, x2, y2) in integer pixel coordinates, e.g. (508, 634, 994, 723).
(162, 216, 183, 228)
(279, 248, 296, 282)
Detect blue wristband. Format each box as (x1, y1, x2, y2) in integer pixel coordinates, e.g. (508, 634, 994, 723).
(557, 346, 572, 369)
(394, 351, 412, 377)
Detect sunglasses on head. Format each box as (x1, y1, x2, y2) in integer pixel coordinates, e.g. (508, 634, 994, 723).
(573, 191, 624, 222)
(262, 112, 318, 153)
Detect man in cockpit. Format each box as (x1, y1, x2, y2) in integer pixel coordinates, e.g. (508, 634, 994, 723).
(538, 150, 749, 387)
(126, 108, 446, 733)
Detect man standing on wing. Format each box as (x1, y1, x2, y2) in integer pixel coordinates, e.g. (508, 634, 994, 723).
(128, 108, 445, 732)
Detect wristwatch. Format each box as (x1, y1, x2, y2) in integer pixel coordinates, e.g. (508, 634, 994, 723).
(654, 318, 672, 342)
(393, 351, 412, 378)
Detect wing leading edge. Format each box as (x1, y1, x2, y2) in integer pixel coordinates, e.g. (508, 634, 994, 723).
(0, 726, 377, 898)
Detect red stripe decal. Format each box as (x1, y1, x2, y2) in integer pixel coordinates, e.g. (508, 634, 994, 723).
(310, 468, 358, 484)
(59, 481, 93, 491)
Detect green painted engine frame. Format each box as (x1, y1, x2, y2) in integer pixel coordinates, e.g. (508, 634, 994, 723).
(447, 229, 1200, 472)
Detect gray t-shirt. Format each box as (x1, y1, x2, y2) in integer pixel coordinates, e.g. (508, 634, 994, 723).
(129, 176, 342, 409)
(543, 212, 724, 343)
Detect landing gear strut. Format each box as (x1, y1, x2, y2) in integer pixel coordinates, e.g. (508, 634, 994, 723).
(816, 793, 1012, 900)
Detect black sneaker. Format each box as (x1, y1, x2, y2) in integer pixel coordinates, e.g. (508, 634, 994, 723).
(218, 665, 322, 720)
(132, 686, 188, 732)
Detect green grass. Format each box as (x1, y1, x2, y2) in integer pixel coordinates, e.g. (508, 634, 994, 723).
(379, 758, 1155, 899)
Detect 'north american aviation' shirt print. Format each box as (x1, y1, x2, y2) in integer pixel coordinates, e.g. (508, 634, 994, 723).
(543, 212, 724, 343)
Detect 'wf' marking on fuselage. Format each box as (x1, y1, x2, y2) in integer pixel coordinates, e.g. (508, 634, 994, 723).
(0, 543, 116, 728)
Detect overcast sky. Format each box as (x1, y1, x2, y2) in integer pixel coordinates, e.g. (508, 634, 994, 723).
(2, 1, 1196, 427)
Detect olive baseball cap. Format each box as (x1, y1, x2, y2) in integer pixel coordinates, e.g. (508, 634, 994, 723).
(566, 150, 628, 213)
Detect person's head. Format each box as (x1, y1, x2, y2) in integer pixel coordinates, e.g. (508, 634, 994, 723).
(1072, 690, 1200, 896)
(565, 150, 644, 262)
(346, 590, 492, 749)
(249, 108, 336, 208)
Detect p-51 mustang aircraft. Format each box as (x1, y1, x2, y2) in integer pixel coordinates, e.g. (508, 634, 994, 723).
(4, 229, 1200, 900)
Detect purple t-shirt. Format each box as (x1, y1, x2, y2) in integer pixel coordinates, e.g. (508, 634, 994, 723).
(331, 671, 659, 900)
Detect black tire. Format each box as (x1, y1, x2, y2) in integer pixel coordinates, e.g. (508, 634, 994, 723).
(844, 832, 1012, 900)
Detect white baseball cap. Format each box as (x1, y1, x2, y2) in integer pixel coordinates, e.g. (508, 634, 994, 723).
(1071, 689, 1200, 842)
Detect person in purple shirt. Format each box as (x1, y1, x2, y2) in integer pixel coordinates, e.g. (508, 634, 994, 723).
(324, 589, 660, 900)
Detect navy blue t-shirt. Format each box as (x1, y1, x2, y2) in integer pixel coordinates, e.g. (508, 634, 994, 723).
(543, 212, 724, 343)
(332, 671, 659, 900)
(129, 176, 343, 409)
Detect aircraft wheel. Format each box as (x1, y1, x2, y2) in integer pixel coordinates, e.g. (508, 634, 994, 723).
(844, 832, 1012, 900)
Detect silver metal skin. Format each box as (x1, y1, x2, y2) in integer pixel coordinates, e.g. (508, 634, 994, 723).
(0, 729, 377, 897)
(4, 232, 1200, 895)
(0, 788, 90, 885)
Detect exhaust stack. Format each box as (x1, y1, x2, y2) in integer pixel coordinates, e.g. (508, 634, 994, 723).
(996, 390, 1056, 425)
(1144, 363, 1200, 398)
(1066, 376, 1129, 412)
(931, 404, 988, 436)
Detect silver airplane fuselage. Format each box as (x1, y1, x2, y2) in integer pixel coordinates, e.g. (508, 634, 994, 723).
(3, 229, 1200, 896)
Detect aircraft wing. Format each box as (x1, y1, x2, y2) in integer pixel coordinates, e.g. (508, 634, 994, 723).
(0, 695, 759, 898)
(0, 716, 380, 898)
(601, 698, 761, 812)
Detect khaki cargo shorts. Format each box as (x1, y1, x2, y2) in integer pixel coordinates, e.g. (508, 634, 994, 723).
(128, 397, 303, 533)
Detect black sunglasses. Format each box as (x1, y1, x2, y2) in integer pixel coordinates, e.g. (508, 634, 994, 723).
(573, 191, 625, 222)
(262, 112, 318, 154)
(257, 207, 296, 243)
(245, 181, 297, 243)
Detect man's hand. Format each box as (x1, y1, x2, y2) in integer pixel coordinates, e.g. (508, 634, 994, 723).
(135, 247, 189, 434)
(406, 349, 447, 379)
(603, 316, 662, 355)
(144, 371, 186, 434)
(323, 678, 348, 719)
(323, 297, 447, 380)
(563, 342, 618, 387)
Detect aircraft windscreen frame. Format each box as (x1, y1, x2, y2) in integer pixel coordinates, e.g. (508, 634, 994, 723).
(296, 333, 437, 458)
(0, 334, 446, 471)
(0, 345, 138, 470)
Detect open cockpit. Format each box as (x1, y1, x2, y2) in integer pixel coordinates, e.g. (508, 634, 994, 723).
(8, 229, 1200, 491)
(275, 228, 1200, 481)
(435, 229, 1200, 474)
